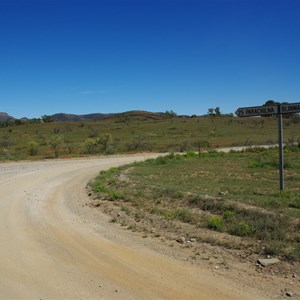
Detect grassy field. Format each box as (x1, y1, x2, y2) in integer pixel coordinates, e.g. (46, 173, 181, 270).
(90, 147, 300, 261)
(3, 113, 299, 260)
(1, 115, 300, 160)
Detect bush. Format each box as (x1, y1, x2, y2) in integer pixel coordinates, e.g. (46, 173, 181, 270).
(28, 141, 39, 156)
(208, 216, 223, 231)
(223, 210, 235, 220)
(229, 221, 255, 237)
(174, 208, 196, 224)
(108, 190, 124, 200)
(48, 135, 64, 158)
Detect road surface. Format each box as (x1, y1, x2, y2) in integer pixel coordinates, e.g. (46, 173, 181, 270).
(0, 154, 265, 299)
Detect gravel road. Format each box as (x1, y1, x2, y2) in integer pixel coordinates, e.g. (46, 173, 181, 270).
(0, 154, 266, 299)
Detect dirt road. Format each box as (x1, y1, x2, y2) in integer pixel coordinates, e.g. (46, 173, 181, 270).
(0, 154, 267, 299)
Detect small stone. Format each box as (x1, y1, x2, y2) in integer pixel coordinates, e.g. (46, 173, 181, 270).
(257, 258, 280, 267)
(177, 237, 186, 244)
(292, 273, 297, 278)
(190, 238, 197, 242)
(201, 257, 210, 260)
(117, 212, 122, 217)
(286, 291, 293, 297)
(214, 265, 220, 270)
(266, 255, 271, 259)
(115, 289, 119, 293)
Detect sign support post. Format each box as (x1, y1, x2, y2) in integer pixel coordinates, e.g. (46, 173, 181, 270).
(277, 105, 284, 190)
(236, 102, 300, 190)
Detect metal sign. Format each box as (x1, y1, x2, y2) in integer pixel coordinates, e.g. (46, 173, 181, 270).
(235, 105, 278, 117)
(235, 102, 300, 117)
(281, 102, 300, 114)
(235, 102, 299, 190)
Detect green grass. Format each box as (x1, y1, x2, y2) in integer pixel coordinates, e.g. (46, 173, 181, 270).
(90, 147, 300, 261)
(1, 115, 300, 160)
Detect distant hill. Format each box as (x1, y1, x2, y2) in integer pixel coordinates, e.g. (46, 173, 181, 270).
(0, 110, 179, 123)
(51, 110, 165, 122)
(0, 112, 15, 121)
(51, 113, 108, 122)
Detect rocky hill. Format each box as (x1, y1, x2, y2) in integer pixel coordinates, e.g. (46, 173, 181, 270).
(0, 112, 15, 121)
(0, 110, 171, 122)
(51, 113, 108, 122)
(51, 110, 165, 122)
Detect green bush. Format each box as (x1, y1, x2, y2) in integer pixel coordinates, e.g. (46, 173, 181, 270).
(229, 221, 255, 237)
(223, 210, 235, 220)
(28, 141, 39, 156)
(94, 184, 106, 193)
(208, 216, 223, 231)
(108, 190, 124, 200)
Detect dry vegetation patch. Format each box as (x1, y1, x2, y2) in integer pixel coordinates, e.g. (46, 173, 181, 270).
(88, 149, 300, 266)
(1, 115, 300, 160)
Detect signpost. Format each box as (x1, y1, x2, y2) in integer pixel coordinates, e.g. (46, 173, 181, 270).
(235, 105, 278, 117)
(235, 102, 300, 190)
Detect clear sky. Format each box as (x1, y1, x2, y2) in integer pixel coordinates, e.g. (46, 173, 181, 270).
(0, 0, 299, 119)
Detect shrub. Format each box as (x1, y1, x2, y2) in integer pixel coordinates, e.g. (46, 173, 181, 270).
(229, 221, 255, 237)
(208, 216, 223, 231)
(108, 190, 124, 200)
(28, 141, 39, 156)
(174, 208, 196, 224)
(84, 138, 98, 154)
(48, 135, 64, 158)
(96, 133, 112, 153)
(94, 184, 106, 193)
(223, 210, 235, 220)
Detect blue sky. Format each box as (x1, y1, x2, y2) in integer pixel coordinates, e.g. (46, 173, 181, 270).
(0, 0, 299, 118)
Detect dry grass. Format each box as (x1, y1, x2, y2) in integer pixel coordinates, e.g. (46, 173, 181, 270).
(1, 115, 300, 160)
(90, 148, 300, 261)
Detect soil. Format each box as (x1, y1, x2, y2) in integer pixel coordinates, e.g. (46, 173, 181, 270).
(0, 154, 299, 299)
(87, 190, 300, 300)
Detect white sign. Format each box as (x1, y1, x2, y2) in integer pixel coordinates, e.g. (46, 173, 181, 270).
(235, 105, 278, 117)
(281, 102, 300, 114)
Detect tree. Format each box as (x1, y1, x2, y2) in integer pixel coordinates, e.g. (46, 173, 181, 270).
(263, 100, 279, 107)
(96, 133, 112, 153)
(208, 107, 221, 116)
(1, 118, 14, 127)
(14, 119, 24, 126)
(208, 108, 214, 116)
(48, 135, 64, 158)
(41, 115, 53, 123)
(165, 110, 177, 118)
(30, 118, 41, 124)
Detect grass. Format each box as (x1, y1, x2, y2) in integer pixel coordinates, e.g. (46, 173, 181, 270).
(0, 115, 300, 160)
(3, 114, 300, 259)
(90, 147, 300, 261)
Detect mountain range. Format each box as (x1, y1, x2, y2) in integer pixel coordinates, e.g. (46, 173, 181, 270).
(0, 110, 169, 122)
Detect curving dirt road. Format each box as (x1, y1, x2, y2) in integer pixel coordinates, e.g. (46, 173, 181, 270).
(0, 154, 266, 299)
